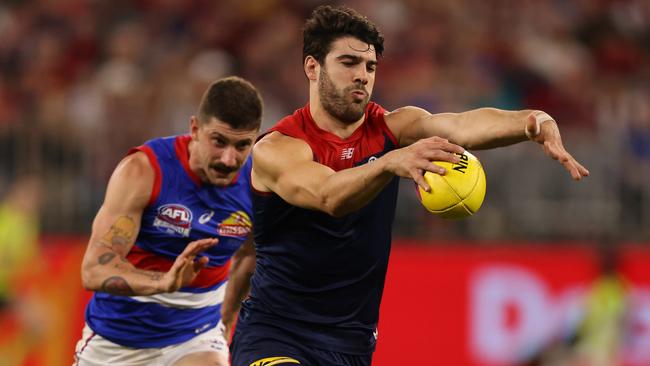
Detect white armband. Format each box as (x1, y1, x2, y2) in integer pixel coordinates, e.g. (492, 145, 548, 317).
(525, 111, 555, 139)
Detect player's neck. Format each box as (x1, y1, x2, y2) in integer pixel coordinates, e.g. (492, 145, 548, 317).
(186, 140, 205, 181)
(309, 99, 364, 139)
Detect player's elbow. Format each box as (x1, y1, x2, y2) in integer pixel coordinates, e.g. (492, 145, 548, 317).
(81, 260, 100, 291)
(304, 186, 351, 217)
(321, 196, 349, 218)
(328, 206, 348, 218)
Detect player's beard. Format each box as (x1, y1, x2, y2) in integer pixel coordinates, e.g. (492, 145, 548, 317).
(318, 67, 369, 124)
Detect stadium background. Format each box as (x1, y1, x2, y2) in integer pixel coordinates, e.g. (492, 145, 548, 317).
(0, 0, 648, 365)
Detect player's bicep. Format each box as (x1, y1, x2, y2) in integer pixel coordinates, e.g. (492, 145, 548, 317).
(386, 106, 459, 146)
(273, 160, 337, 210)
(252, 134, 335, 210)
(85, 153, 153, 260)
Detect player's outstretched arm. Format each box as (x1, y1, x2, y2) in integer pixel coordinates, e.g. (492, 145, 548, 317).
(220, 235, 256, 341)
(252, 132, 464, 217)
(81, 152, 217, 296)
(388, 106, 589, 180)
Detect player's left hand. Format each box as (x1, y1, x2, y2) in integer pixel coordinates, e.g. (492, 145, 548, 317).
(161, 238, 218, 292)
(525, 112, 590, 181)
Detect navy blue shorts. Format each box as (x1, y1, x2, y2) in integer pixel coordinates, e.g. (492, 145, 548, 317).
(230, 320, 372, 366)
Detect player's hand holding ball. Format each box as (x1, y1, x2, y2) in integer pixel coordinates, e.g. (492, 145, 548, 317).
(416, 151, 486, 219)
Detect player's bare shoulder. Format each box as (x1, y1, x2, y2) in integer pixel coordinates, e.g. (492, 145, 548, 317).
(384, 106, 431, 146)
(253, 132, 313, 166)
(114, 151, 155, 183)
(105, 151, 155, 208)
(252, 132, 314, 192)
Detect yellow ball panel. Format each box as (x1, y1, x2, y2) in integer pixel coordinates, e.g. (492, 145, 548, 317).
(419, 171, 461, 212)
(462, 159, 486, 214)
(438, 151, 481, 198)
(416, 151, 486, 219)
(435, 201, 474, 219)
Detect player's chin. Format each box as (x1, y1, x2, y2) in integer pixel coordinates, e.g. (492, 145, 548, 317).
(345, 97, 363, 110)
(207, 171, 236, 186)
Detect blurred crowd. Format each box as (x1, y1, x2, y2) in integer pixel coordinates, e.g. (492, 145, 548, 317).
(0, 0, 648, 240)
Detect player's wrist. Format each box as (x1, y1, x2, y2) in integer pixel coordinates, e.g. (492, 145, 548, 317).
(154, 274, 175, 293)
(525, 111, 555, 139)
(379, 150, 399, 176)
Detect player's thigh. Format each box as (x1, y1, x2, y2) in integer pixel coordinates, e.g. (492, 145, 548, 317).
(312, 347, 372, 366)
(231, 324, 372, 366)
(170, 351, 228, 366)
(232, 336, 370, 366)
(73, 323, 161, 366)
(164, 323, 229, 366)
(230, 323, 309, 366)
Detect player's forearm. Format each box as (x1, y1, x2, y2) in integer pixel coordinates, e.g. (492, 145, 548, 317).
(81, 249, 165, 296)
(449, 108, 534, 149)
(220, 255, 255, 325)
(317, 157, 395, 217)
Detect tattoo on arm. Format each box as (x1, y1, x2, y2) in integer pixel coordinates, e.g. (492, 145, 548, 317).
(98, 252, 116, 265)
(97, 216, 136, 249)
(130, 267, 162, 281)
(96, 247, 163, 289)
(92, 217, 162, 294)
(100, 276, 135, 296)
(100, 253, 163, 283)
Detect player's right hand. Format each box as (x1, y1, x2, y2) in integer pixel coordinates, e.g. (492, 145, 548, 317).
(525, 114, 590, 181)
(160, 238, 218, 293)
(384, 136, 464, 192)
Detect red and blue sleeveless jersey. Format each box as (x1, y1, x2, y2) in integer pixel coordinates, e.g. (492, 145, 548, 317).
(245, 102, 399, 354)
(85, 135, 253, 348)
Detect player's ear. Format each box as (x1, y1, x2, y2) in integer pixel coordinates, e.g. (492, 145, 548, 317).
(190, 116, 200, 140)
(304, 56, 318, 81)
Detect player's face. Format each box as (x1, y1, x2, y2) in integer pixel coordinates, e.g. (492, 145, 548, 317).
(189, 117, 257, 186)
(318, 36, 377, 124)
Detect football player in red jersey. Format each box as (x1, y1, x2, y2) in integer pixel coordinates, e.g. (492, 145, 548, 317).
(230, 5, 588, 366)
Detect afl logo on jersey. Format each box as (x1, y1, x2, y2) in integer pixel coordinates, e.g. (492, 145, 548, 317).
(153, 203, 193, 237)
(218, 210, 252, 237)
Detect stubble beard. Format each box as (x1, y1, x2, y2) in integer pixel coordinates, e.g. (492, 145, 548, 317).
(318, 67, 369, 124)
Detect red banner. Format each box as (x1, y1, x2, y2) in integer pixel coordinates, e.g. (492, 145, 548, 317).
(375, 241, 650, 366)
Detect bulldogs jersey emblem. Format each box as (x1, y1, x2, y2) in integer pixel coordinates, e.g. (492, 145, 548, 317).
(218, 210, 252, 237)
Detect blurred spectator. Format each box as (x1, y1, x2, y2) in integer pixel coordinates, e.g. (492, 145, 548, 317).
(572, 241, 628, 365)
(0, 175, 45, 366)
(519, 240, 628, 366)
(0, 175, 42, 307)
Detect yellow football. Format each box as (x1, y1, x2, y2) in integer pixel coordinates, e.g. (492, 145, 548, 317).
(416, 151, 486, 219)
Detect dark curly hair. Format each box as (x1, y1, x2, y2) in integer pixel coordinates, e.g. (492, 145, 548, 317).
(303, 5, 384, 65)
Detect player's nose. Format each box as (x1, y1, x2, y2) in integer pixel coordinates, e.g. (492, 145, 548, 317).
(219, 146, 238, 167)
(353, 66, 369, 85)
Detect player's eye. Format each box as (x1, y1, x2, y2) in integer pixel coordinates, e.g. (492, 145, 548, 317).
(235, 142, 251, 151)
